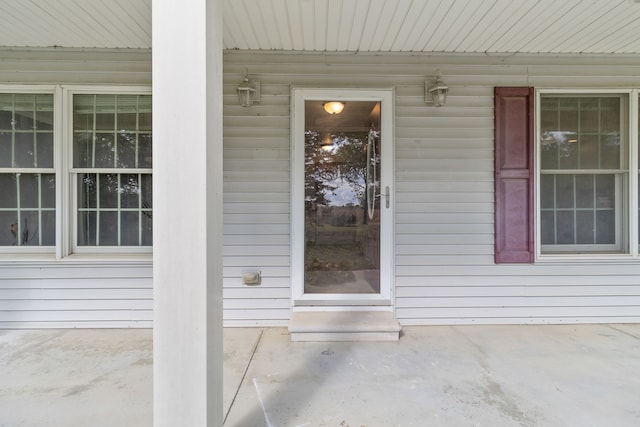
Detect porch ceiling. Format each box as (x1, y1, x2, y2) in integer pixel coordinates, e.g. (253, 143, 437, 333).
(1, 0, 640, 54)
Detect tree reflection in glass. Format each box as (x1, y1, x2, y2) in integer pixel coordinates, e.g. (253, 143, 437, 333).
(304, 101, 381, 294)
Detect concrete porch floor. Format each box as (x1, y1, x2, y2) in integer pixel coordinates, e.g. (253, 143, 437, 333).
(1, 325, 640, 426)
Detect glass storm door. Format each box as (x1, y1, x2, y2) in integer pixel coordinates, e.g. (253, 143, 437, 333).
(292, 89, 393, 305)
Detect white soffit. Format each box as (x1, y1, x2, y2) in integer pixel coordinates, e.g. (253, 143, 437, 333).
(0, 0, 152, 49)
(1, 0, 640, 54)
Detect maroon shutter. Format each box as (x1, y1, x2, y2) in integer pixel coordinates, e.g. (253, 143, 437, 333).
(494, 87, 534, 263)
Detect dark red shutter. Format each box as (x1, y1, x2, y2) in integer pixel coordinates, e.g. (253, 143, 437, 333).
(494, 87, 534, 263)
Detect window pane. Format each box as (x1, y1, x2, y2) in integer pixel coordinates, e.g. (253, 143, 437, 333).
(555, 175, 574, 209)
(0, 132, 10, 167)
(99, 211, 118, 246)
(94, 133, 115, 168)
(576, 211, 594, 244)
(580, 135, 598, 169)
(96, 112, 115, 130)
(601, 133, 620, 169)
(142, 213, 152, 246)
(596, 210, 615, 244)
(575, 175, 594, 209)
(36, 133, 53, 168)
(14, 133, 34, 167)
(541, 172, 618, 249)
(78, 211, 97, 246)
(78, 174, 97, 209)
(41, 210, 55, 246)
(540, 132, 559, 169)
(35, 108, 53, 132)
(540, 211, 555, 244)
(138, 96, 152, 131)
(558, 138, 579, 169)
(138, 133, 152, 168)
(73, 94, 151, 170)
(0, 210, 17, 245)
(0, 98, 12, 129)
(0, 174, 17, 208)
(600, 98, 620, 132)
(0, 93, 54, 169)
(556, 211, 575, 244)
(98, 174, 119, 208)
(117, 95, 138, 131)
(117, 133, 136, 168)
(73, 132, 93, 168)
(141, 174, 152, 208)
(19, 174, 39, 208)
(540, 175, 555, 209)
(540, 96, 623, 171)
(20, 210, 40, 246)
(580, 108, 598, 132)
(540, 95, 625, 253)
(595, 175, 614, 208)
(120, 174, 140, 208)
(95, 95, 116, 131)
(41, 174, 55, 209)
(121, 211, 139, 246)
(77, 173, 151, 247)
(74, 95, 94, 131)
(0, 173, 55, 247)
(73, 94, 152, 248)
(14, 110, 34, 131)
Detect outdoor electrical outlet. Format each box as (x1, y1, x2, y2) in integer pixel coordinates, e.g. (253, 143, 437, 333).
(242, 270, 261, 285)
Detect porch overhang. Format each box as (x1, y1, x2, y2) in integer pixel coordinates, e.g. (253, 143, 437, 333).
(1, 0, 640, 55)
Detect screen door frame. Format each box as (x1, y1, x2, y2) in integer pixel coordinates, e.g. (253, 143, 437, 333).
(291, 88, 395, 306)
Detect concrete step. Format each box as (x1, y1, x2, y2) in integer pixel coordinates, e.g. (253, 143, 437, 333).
(288, 311, 402, 342)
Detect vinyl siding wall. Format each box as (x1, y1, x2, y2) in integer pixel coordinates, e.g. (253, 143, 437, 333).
(223, 51, 640, 326)
(0, 48, 152, 328)
(3, 49, 640, 328)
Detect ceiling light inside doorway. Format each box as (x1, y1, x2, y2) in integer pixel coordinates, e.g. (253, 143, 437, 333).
(323, 101, 345, 114)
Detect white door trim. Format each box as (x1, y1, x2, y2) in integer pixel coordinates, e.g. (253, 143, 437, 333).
(290, 88, 395, 307)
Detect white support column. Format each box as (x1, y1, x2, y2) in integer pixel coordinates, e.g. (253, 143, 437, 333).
(152, 0, 223, 425)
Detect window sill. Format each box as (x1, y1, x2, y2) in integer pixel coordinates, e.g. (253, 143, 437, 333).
(0, 252, 152, 267)
(536, 253, 640, 263)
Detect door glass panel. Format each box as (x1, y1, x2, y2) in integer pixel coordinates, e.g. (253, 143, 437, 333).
(304, 101, 381, 294)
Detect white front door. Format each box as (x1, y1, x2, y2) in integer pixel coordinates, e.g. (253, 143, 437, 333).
(292, 88, 394, 306)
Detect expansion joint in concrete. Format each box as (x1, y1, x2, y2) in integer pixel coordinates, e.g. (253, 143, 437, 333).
(224, 328, 264, 425)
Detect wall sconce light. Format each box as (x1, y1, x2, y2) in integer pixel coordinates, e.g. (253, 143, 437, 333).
(323, 101, 345, 115)
(237, 71, 260, 107)
(425, 70, 448, 107)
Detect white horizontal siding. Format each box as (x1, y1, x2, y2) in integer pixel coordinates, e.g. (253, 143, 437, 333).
(0, 48, 152, 329)
(0, 48, 151, 85)
(0, 263, 152, 328)
(4, 49, 640, 328)
(223, 51, 640, 326)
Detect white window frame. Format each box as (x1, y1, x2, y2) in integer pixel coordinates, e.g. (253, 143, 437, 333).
(0, 85, 60, 256)
(0, 84, 152, 260)
(535, 88, 639, 261)
(64, 86, 152, 256)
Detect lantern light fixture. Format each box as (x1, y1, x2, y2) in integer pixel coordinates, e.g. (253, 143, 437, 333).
(425, 70, 448, 107)
(237, 71, 260, 107)
(323, 101, 345, 115)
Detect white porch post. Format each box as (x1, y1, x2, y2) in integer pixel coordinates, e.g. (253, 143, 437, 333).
(152, 0, 223, 425)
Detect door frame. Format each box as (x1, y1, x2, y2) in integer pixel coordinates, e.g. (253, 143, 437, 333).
(290, 88, 395, 307)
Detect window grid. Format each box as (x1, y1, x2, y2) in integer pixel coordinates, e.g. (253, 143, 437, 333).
(72, 93, 152, 248)
(540, 174, 616, 246)
(0, 93, 55, 247)
(76, 173, 152, 246)
(540, 95, 624, 252)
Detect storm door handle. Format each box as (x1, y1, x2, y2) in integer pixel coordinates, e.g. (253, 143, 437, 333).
(376, 186, 390, 208)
